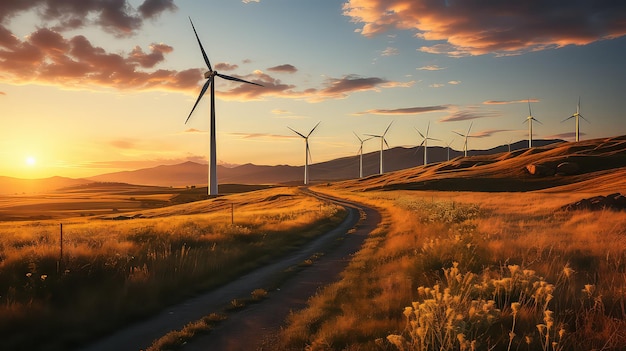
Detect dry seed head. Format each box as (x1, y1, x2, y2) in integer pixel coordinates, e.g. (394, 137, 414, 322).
(562, 265, 575, 278)
(511, 302, 521, 315)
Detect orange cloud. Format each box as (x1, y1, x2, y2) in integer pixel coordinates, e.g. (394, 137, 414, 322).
(483, 99, 540, 105)
(343, 0, 626, 56)
(267, 64, 297, 73)
(439, 108, 502, 122)
(354, 105, 449, 115)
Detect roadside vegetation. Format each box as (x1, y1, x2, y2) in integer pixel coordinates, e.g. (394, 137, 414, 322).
(0, 187, 344, 351)
(276, 188, 626, 350)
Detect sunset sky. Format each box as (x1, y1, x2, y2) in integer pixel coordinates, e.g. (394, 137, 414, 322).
(1, 0, 625, 179)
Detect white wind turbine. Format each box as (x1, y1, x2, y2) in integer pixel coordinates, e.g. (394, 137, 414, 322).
(445, 138, 455, 161)
(415, 121, 440, 165)
(365, 121, 393, 175)
(354, 132, 373, 178)
(452, 122, 473, 157)
(184, 18, 263, 196)
(288, 122, 320, 185)
(523, 99, 542, 148)
(562, 97, 589, 142)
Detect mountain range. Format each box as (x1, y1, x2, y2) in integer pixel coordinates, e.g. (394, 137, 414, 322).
(0, 140, 562, 194)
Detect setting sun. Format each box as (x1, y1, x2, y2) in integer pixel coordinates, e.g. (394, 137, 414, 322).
(25, 156, 36, 166)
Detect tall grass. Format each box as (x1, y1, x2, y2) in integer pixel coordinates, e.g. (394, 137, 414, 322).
(0, 188, 345, 350)
(275, 188, 626, 350)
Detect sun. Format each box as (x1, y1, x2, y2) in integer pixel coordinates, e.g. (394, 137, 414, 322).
(25, 156, 37, 166)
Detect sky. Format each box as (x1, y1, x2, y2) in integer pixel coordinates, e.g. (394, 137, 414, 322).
(1, 0, 625, 179)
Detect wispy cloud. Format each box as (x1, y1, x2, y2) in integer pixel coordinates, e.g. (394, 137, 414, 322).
(471, 129, 512, 138)
(242, 0, 261, 3)
(267, 64, 298, 73)
(184, 128, 205, 134)
(546, 132, 585, 140)
(418, 65, 445, 71)
(0, 91, 5, 96)
(429, 83, 445, 88)
(229, 132, 295, 140)
(448, 80, 461, 85)
(353, 105, 449, 115)
(343, 1, 626, 56)
(381, 47, 399, 56)
(439, 107, 502, 122)
(483, 99, 540, 105)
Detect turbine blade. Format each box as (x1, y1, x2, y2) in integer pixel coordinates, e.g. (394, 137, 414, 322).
(383, 121, 393, 136)
(561, 115, 575, 123)
(288, 127, 306, 139)
(364, 136, 375, 142)
(364, 134, 380, 138)
(467, 121, 473, 134)
(189, 17, 212, 71)
(383, 138, 390, 149)
(353, 131, 363, 142)
(357, 145, 363, 155)
(185, 79, 212, 124)
(528, 98, 532, 116)
(217, 73, 263, 87)
(426, 121, 431, 137)
(452, 131, 464, 137)
(580, 114, 590, 123)
(307, 143, 313, 164)
(414, 127, 425, 139)
(533, 117, 543, 125)
(307, 121, 321, 137)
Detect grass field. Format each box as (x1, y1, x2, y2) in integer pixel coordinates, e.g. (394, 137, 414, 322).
(0, 186, 345, 351)
(275, 187, 626, 350)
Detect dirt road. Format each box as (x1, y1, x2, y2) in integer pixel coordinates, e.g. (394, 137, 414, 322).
(79, 189, 380, 351)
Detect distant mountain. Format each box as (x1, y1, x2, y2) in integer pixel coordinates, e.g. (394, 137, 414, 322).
(87, 139, 564, 187)
(0, 176, 91, 194)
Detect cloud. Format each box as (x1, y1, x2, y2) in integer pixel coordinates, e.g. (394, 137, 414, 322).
(429, 83, 444, 88)
(271, 109, 290, 115)
(242, 0, 260, 3)
(229, 132, 295, 140)
(418, 65, 445, 71)
(483, 99, 540, 105)
(0, 0, 177, 37)
(184, 128, 205, 134)
(546, 132, 585, 140)
(354, 105, 449, 115)
(0, 28, 200, 92)
(381, 47, 399, 56)
(448, 80, 461, 85)
(343, 1, 626, 56)
(215, 62, 239, 71)
(267, 64, 297, 73)
(0, 91, 5, 95)
(439, 108, 502, 122)
(471, 129, 512, 138)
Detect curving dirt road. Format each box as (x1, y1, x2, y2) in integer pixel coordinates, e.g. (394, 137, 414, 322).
(79, 189, 380, 351)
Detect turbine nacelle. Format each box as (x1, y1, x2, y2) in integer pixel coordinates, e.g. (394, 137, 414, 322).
(204, 70, 217, 79)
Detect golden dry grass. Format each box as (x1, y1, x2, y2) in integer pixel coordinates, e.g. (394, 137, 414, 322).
(0, 187, 345, 351)
(274, 185, 626, 351)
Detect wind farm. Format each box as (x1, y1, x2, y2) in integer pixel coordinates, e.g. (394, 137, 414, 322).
(1, 2, 626, 351)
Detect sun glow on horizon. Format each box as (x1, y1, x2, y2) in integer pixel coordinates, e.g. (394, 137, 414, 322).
(25, 156, 36, 167)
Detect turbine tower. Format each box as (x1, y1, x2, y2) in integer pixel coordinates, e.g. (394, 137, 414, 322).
(452, 122, 473, 157)
(523, 99, 542, 148)
(354, 132, 373, 178)
(288, 122, 320, 185)
(415, 121, 440, 165)
(562, 97, 589, 142)
(184, 18, 263, 196)
(366, 121, 393, 174)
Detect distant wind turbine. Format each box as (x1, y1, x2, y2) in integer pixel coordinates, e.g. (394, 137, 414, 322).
(445, 138, 455, 161)
(288, 122, 320, 185)
(562, 96, 589, 142)
(366, 121, 393, 174)
(184, 18, 263, 196)
(523, 99, 542, 148)
(452, 122, 473, 157)
(354, 132, 373, 178)
(415, 121, 440, 165)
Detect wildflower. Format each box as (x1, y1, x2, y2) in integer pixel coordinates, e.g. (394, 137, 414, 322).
(511, 302, 521, 315)
(40, 274, 47, 281)
(26, 272, 32, 278)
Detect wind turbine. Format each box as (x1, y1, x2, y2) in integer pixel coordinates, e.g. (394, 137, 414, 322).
(523, 99, 542, 148)
(452, 122, 473, 157)
(184, 18, 263, 196)
(445, 138, 455, 161)
(288, 122, 320, 185)
(354, 132, 373, 178)
(365, 121, 393, 174)
(562, 97, 589, 142)
(415, 121, 440, 165)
